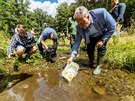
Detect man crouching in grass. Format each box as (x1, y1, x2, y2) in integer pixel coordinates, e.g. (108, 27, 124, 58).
(7, 24, 37, 60)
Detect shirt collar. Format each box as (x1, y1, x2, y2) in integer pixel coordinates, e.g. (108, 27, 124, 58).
(89, 15, 94, 27)
(91, 16, 94, 24)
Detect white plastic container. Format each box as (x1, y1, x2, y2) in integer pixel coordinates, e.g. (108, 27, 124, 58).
(62, 62, 79, 82)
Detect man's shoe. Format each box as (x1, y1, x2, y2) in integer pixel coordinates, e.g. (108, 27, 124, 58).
(93, 65, 102, 75)
(22, 53, 28, 59)
(19, 54, 30, 62)
(80, 60, 94, 67)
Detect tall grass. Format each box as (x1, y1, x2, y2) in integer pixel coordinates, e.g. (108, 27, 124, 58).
(105, 35, 135, 71)
(0, 31, 10, 64)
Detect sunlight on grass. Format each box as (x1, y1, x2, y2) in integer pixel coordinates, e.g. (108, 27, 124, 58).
(0, 30, 135, 71)
(105, 34, 135, 70)
(45, 38, 71, 51)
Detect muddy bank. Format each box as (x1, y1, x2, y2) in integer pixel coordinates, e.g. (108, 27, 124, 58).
(0, 51, 135, 101)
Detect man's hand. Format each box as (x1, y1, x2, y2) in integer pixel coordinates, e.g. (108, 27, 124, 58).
(8, 54, 11, 59)
(26, 43, 36, 48)
(8, 53, 15, 59)
(67, 57, 73, 64)
(96, 40, 103, 48)
(46, 46, 48, 50)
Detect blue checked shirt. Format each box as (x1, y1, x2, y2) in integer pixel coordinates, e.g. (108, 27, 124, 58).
(7, 33, 36, 55)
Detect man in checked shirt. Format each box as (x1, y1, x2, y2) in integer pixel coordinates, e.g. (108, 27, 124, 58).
(7, 24, 38, 59)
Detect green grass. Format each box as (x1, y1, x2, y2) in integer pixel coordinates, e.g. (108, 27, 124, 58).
(105, 35, 135, 71)
(0, 30, 135, 71)
(0, 31, 10, 64)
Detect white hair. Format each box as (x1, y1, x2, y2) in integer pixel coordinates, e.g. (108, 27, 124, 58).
(74, 6, 89, 20)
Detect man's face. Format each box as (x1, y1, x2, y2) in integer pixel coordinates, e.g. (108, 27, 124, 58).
(18, 26, 26, 37)
(50, 33, 57, 40)
(76, 15, 91, 29)
(112, 0, 118, 6)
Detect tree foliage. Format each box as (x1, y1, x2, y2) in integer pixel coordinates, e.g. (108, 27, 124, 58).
(0, 0, 135, 37)
(0, 0, 55, 36)
(76, 0, 135, 27)
(55, 2, 69, 32)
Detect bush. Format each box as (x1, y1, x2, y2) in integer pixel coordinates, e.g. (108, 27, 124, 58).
(0, 31, 10, 61)
(123, 51, 135, 71)
(104, 35, 135, 71)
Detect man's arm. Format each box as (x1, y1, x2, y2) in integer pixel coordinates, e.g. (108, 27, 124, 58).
(7, 36, 17, 58)
(40, 38, 48, 50)
(31, 33, 36, 43)
(100, 8, 116, 43)
(26, 33, 36, 48)
(53, 38, 58, 50)
(67, 29, 82, 64)
(71, 29, 82, 58)
(117, 3, 126, 22)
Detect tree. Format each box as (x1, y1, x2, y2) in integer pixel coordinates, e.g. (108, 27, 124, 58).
(0, 0, 30, 36)
(55, 2, 69, 32)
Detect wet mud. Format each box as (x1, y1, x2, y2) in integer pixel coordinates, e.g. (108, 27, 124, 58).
(0, 51, 135, 101)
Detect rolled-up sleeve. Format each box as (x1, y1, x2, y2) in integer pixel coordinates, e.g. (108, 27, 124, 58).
(7, 36, 17, 55)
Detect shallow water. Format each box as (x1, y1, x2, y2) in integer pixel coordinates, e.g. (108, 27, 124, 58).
(0, 51, 135, 101)
(0, 67, 119, 101)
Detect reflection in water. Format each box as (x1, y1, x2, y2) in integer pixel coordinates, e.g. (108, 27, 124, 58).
(44, 69, 60, 89)
(33, 68, 118, 101)
(0, 73, 32, 93)
(0, 66, 119, 101)
(8, 88, 26, 101)
(33, 69, 74, 101)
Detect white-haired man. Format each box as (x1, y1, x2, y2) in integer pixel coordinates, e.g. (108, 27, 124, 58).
(67, 6, 116, 75)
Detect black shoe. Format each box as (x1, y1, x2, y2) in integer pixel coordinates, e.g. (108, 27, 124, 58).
(80, 60, 93, 67)
(25, 54, 30, 60)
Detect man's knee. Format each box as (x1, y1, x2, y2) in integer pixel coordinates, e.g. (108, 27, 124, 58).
(31, 46, 38, 53)
(16, 45, 25, 55)
(16, 46, 26, 53)
(97, 46, 106, 57)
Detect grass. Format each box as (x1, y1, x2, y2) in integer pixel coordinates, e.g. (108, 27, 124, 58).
(0, 31, 10, 65)
(0, 30, 135, 71)
(105, 35, 135, 71)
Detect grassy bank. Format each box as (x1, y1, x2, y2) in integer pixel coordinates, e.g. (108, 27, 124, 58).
(105, 35, 135, 71)
(0, 31, 10, 65)
(0, 31, 135, 71)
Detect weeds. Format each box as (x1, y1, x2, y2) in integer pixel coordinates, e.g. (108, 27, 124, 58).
(105, 35, 135, 70)
(0, 30, 135, 71)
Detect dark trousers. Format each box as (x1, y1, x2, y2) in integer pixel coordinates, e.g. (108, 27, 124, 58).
(87, 36, 107, 65)
(37, 42, 43, 55)
(70, 34, 76, 48)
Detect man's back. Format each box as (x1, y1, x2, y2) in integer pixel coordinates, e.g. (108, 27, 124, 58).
(41, 28, 57, 39)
